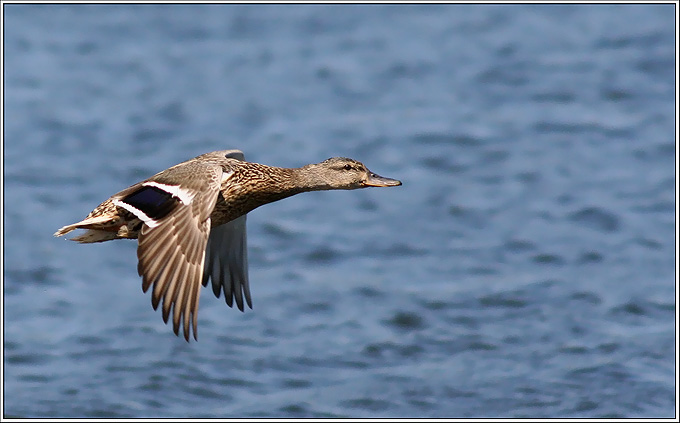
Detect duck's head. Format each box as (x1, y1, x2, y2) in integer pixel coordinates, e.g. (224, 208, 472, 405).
(307, 157, 402, 190)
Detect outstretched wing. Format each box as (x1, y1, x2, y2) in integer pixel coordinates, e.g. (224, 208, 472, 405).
(114, 160, 224, 341)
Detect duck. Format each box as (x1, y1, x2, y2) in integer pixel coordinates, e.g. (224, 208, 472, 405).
(54, 149, 401, 341)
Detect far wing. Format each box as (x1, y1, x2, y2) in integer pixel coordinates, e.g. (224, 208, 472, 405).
(202, 215, 252, 311)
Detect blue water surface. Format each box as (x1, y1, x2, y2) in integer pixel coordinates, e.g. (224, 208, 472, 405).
(3, 4, 676, 418)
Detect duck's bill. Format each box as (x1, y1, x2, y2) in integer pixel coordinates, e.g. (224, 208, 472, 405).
(364, 172, 402, 187)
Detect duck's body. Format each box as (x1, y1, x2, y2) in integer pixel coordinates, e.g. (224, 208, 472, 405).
(55, 150, 401, 341)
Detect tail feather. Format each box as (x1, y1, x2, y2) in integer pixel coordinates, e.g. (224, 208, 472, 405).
(54, 224, 78, 238)
(70, 229, 120, 243)
(54, 215, 120, 243)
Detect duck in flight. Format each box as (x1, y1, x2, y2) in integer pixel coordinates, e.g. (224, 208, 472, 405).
(54, 150, 401, 341)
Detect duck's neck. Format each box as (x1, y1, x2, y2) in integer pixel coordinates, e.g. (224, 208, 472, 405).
(231, 162, 333, 209)
(213, 162, 337, 226)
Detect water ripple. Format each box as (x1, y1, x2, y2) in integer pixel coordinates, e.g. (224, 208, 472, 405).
(568, 206, 621, 233)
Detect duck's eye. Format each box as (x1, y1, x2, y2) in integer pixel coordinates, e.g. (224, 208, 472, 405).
(343, 164, 353, 171)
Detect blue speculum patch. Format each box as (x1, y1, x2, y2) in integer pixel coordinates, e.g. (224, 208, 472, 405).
(122, 185, 179, 221)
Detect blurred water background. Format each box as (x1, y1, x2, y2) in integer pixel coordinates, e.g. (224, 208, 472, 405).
(3, 4, 676, 418)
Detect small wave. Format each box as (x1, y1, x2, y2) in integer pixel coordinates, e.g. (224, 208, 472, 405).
(384, 311, 426, 331)
(568, 206, 620, 233)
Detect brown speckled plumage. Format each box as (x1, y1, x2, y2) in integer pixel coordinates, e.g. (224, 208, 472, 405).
(211, 164, 303, 227)
(54, 149, 401, 341)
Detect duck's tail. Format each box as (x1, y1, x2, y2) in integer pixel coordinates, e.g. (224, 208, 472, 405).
(54, 215, 120, 243)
